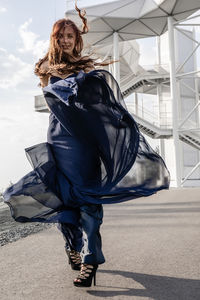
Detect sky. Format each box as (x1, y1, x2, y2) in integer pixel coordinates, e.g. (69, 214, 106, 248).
(1, 0, 198, 190)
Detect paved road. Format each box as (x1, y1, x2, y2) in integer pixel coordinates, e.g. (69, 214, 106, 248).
(0, 188, 200, 300)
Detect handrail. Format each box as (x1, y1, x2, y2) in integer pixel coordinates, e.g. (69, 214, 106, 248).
(127, 103, 172, 128)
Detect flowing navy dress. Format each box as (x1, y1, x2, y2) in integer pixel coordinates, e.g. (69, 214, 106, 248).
(3, 70, 170, 224)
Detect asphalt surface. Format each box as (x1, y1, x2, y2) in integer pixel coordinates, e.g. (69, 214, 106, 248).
(0, 187, 200, 300)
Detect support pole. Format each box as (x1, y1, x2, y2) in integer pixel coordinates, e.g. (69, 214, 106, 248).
(192, 28, 200, 177)
(135, 92, 138, 115)
(156, 36, 161, 65)
(156, 38, 166, 161)
(108, 56, 112, 74)
(113, 31, 120, 85)
(193, 29, 200, 129)
(160, 139, 165, 160)
(168, 16, 182, 187)
(157, 84, 165, 160)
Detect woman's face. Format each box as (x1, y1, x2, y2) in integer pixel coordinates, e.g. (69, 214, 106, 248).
(58, 26, 76, 55)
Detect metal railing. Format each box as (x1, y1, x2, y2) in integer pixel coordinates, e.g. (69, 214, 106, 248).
(127, 103, 172, 129)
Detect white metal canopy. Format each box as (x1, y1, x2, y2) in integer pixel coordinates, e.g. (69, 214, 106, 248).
(66, 0, 200, 45)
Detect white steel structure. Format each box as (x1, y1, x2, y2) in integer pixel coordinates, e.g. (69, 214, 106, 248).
(66, 0, 200, 81)
(65, 0, 200, 187)
(123, 26, 200, 187)
(35, 0, 200, 187)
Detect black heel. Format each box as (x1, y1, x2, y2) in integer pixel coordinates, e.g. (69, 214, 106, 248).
(65, 249, 81, 271)
(73, 264, 98, 287)
(93, 272, 96, 286)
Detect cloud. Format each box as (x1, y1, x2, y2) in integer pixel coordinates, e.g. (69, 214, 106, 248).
(18, 18, 49, 59)
(0, 7, 7, 13)
(18, 18, 39, 52)
(0, 48, 33, 89)
(0, 47, 6, 53)
(32, 39, 49, 60)
(0, 18, 49, 90)
(0, 102, 49, 189)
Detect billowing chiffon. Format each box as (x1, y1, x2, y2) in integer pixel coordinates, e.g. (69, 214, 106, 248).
(3, 70, 170, 223)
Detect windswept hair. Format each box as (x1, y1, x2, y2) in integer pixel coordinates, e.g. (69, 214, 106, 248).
(34, 4, 107, 77)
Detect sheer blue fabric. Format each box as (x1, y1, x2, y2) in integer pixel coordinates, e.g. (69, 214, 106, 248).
(3, 70, 170, 223)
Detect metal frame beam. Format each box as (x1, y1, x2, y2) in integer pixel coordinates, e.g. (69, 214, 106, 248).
(168, 16, 182, 187)
(172, 15, 200, 186)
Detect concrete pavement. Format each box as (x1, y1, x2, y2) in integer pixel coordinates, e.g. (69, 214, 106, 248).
(0, 187, 200, 300)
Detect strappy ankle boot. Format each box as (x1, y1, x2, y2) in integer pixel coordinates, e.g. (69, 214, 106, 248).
(73, 263, 98, 287)
(65, 249, 81, 271)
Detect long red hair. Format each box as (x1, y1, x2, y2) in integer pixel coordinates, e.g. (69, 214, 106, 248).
(34, 4, 112, 77)
(34, 2, 94, 76)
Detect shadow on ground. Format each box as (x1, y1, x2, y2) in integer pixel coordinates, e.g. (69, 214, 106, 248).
(87, 269, 200, 300)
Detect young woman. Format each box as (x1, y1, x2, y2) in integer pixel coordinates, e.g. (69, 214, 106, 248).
(3, 5, 170, 288)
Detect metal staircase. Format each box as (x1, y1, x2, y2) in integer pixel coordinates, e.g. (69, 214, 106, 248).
(121, 66, 170, 97)
(122, 68, 200, 152)
(179, 133, 200, 151)
(131, 111, 200, 150)
(131, 113, 172, 139)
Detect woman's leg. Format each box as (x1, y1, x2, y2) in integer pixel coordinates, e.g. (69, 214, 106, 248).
(58, 222, 83, 252)
(79, 204, 105, 265)
(57, 203, 105, 266)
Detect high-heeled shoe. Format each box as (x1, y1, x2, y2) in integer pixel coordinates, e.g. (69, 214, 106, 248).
(73, 263, 98, 287)
(65, 249, 81, 271)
